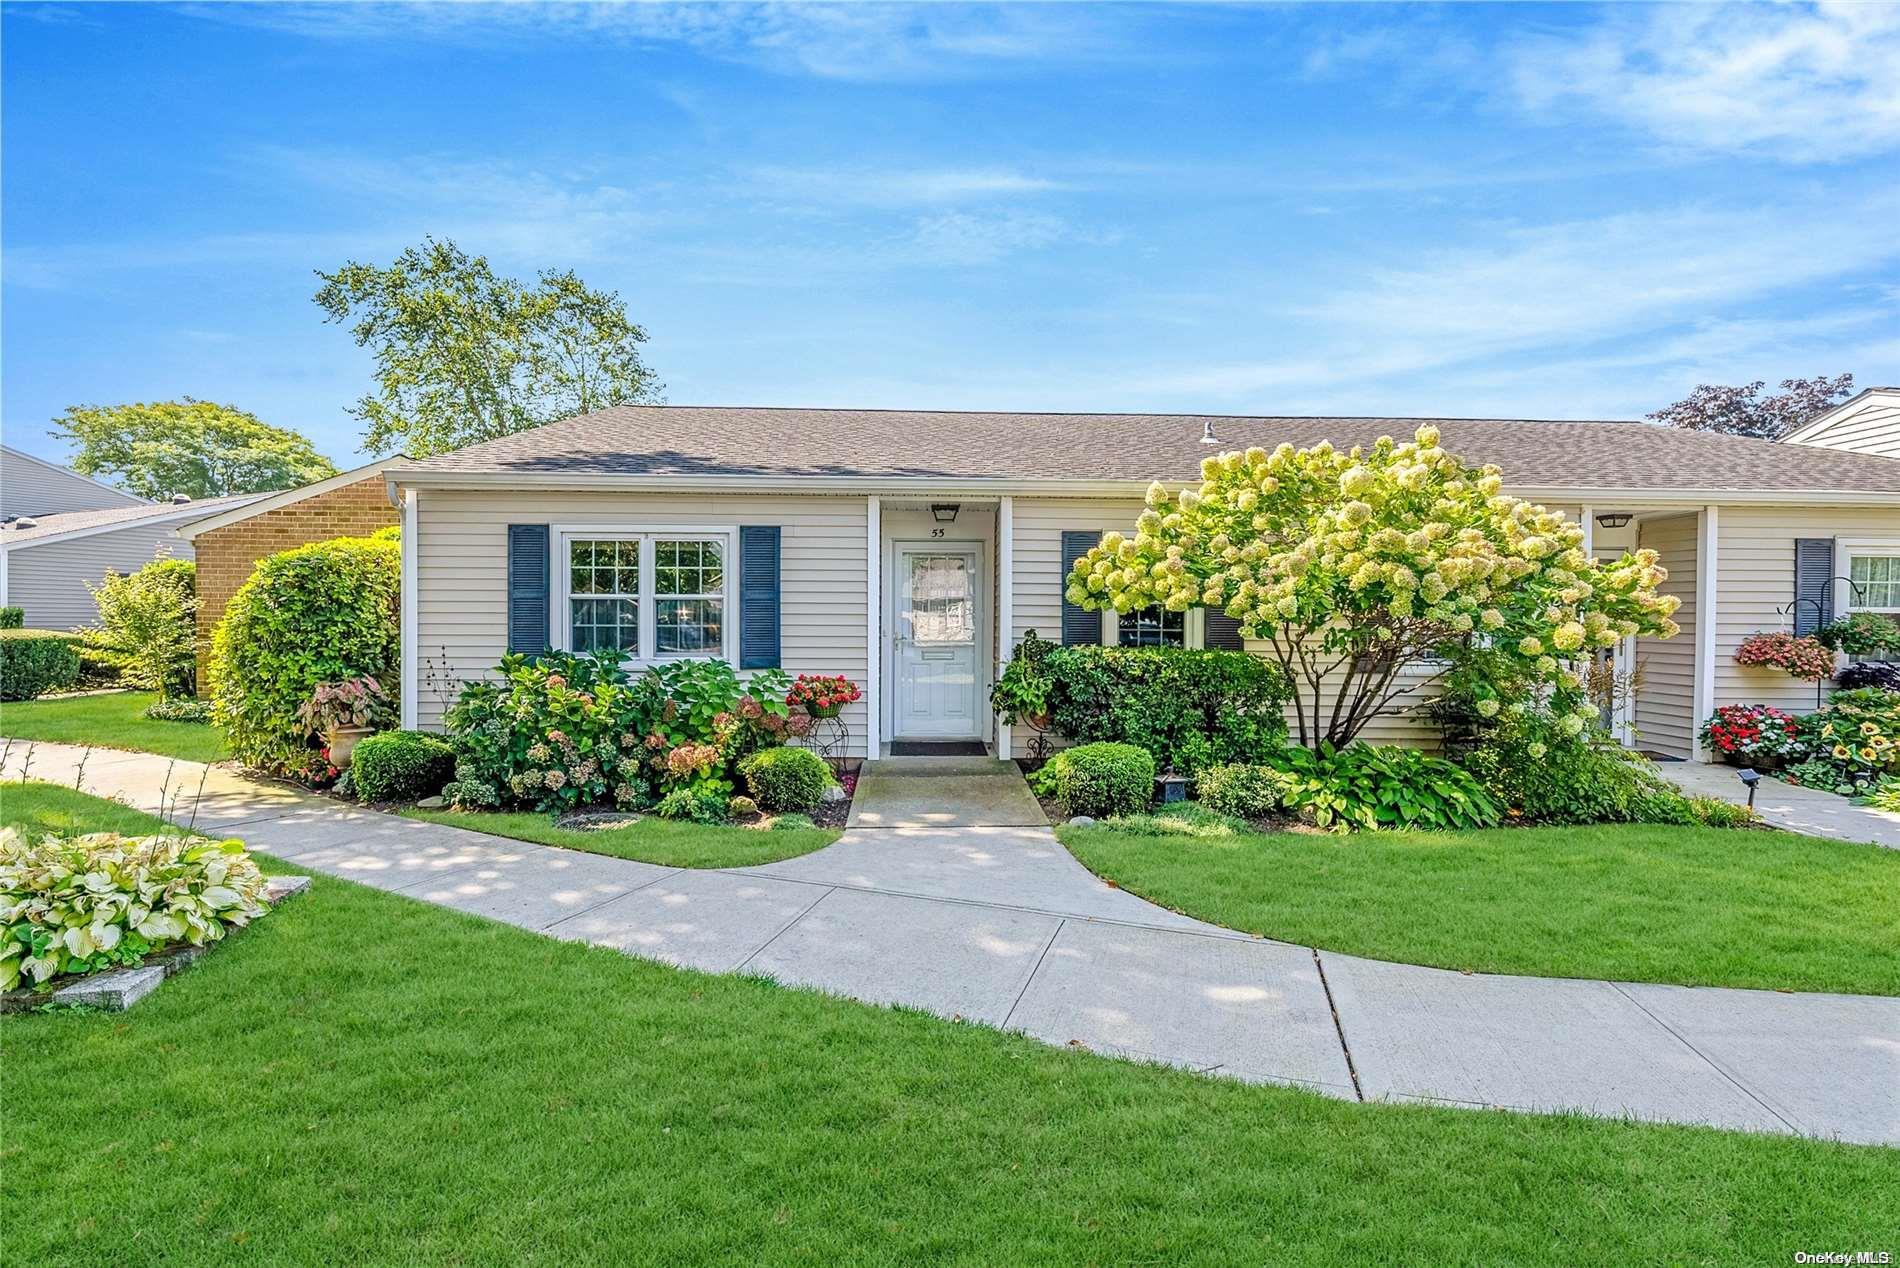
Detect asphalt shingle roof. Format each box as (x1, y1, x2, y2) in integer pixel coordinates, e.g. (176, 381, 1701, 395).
(405, 405, 1900, 493)
(0, 493, 269, 544)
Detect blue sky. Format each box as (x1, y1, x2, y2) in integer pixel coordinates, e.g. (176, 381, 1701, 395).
(4, 1, 1898, 469)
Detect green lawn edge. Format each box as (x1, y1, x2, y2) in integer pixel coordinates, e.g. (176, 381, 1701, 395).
(5, 783, 1896, 1263)
(0, 690, 229, 764)
(1059, 819, 1900, 997)
(400, 806, 840, 869)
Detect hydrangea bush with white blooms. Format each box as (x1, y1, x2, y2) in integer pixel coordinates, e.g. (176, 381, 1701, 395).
(1067, 425, 1682, 748)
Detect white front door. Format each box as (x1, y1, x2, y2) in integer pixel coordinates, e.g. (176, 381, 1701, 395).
(894, 546, 981, 738)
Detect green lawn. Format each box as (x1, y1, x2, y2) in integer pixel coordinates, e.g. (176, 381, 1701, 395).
(0, 690, 228, 763)
(1060, 815, 1900, 996)
(4, 785, 1894, 1263)
(401, 806, 839, 869)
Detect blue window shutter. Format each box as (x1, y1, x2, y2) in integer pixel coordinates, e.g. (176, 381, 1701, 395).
(1792, 538, 1835, 636)
(739, 525, 781, 669)
(1204, 610, 1245, 651)
(507, 524, 551, 654)
(1060, 530, 1102, 646)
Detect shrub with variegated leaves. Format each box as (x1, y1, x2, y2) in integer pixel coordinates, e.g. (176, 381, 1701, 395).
(0, 829, 271, 992)
(1067, 426, 1682, 747)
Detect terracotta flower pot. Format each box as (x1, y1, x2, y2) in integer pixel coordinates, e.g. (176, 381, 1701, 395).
(326, 725, 375, 770)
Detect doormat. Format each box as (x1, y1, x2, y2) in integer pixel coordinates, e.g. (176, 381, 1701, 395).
(890, 740, 990, 757)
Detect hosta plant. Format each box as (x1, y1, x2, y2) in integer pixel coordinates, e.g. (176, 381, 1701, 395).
(1, 828, 271, 992)
(1733, 631, 1837, 681)
(1067, 426, 1679, 748)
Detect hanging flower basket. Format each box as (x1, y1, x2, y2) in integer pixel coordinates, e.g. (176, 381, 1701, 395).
(1733, 631, 1837, 681)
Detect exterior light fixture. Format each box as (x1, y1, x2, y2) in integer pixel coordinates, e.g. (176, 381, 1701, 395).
(1199, 420, 1218, 445)
(930, 503, 960, 524)
(1737, 767, 1761, 809)
(1595, 512, 1633, 529)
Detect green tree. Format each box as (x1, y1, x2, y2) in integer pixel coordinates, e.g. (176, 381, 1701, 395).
(85, 557, 199, 700)
(51, 400, 338, 501)
(314, 237, 663, 458)
(1067, 426, 1681, 748)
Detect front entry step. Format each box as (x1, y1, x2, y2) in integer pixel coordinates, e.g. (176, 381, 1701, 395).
(848, 756, 1047, 828)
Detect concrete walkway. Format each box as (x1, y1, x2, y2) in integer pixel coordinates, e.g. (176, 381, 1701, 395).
(5, 739, 1895, 1146)
(1657, 760, 1900, 848)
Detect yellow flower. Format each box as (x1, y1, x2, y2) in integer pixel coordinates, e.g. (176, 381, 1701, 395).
(1833, 744, 1851, 759)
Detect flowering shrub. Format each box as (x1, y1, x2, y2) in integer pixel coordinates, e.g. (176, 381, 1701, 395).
(443, 651, 793, 815)
(1068, 426, 1679, 747)
(787, 673, 862, 718)
(1459, 702, 1697, 826)
(1698, 704, 1803, 765)
(1, 828, 270, 991)
(1733, 631, 1837, 681)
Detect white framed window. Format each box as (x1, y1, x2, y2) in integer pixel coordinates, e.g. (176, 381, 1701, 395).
(1847, 552, 1900, 613)
(1104, 606, 1202, 649)
(553, 527, 736, 663)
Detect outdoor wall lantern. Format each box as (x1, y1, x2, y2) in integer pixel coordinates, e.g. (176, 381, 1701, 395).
(931, 503, 961, 523)
(1595, 512, 1633, 529)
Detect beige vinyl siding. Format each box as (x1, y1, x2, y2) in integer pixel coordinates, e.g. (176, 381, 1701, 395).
(2, 526, 193, 630)
(412, 491, 870, 750)
(1634, 514, 1698, 758)
(1713, 505, 1900, 715)
(1783, 395, 1900, 459)
(1, 449, 145, 519)
(1006, 498, 1143, 751)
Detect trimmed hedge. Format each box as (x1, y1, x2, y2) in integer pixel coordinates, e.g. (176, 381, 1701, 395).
(739, 745, 832, 812)
(351, 730, 456, 803)
(0, 607, 23, 629)
(0, 630, 83, 701)
(210, 533, 400, 780)
(1042, 646, 1291, 776)
(1047, 742, 1155, 818)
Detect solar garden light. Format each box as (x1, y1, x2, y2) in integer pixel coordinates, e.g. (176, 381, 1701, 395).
(1737, 767, 1761, 809)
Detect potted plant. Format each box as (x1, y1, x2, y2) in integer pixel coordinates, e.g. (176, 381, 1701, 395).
(990, 630, 1056, 727)
(297, 675, 394, 770)
(1733, 631, 1837, 681)
(1814, 613, 1900, 660)
(1698, 703, 1802, 770)
(786, 673, 861, 719)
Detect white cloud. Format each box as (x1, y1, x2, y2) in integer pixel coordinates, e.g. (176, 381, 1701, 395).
(1116, 191, 1900, 408)
(903, 210, 1103, 266)
(188, 2, 1128, 82)
(1509, 2, 1900, 162)
(746, 164, 1067, 208)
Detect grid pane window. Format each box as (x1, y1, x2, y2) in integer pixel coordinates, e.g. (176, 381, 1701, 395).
(1119, 606, 1186, 648)
(1850, 554, 1900, 611)
(654, 539, 725, 654)
(570, 540, 640, 654)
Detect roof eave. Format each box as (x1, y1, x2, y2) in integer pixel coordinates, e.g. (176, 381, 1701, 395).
(387, 468, 1900, 507)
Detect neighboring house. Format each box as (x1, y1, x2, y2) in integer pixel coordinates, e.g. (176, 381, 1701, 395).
(1781, 386, 1900, 459)
(2, 443, 148, 518)
(177, 456, 409, 691)
(0, 493, 267, 631)
(387, 406, 1900, 764)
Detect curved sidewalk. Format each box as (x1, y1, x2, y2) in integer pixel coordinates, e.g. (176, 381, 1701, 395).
(5, 741, 1894, 1146)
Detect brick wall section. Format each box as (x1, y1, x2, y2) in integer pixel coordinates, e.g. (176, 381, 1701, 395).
(193, 475, 399, 692)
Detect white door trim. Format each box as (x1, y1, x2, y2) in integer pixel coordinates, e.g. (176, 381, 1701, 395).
(884, 537, 990, 743)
